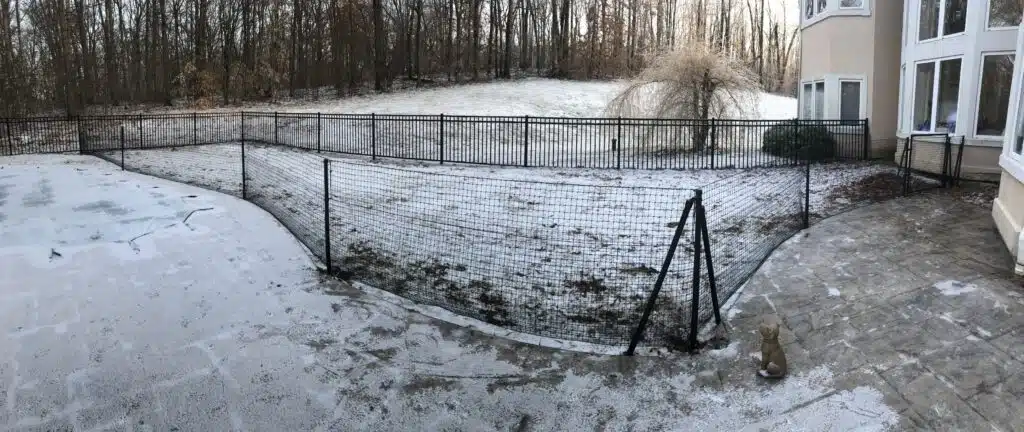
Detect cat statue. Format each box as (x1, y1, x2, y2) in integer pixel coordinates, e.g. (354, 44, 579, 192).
(758, 321, 787, 379)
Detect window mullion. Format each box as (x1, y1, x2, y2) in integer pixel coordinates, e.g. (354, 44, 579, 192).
(932, 61, 941, 131)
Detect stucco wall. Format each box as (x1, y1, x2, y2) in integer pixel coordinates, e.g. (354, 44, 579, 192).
(894, 137, 1003, 180)
(993, 171, 1024, 257)
(801, 17, 877, 82)
(871, 0, 904, 145)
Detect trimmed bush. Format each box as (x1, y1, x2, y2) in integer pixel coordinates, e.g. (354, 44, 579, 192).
(761, 123, 837, 161)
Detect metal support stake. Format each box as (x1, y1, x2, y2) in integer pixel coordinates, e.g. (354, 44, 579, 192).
(274, 111, 279, 144)
(317, 113, 322, 153)
(696, 200, 722, 325)
(626, 197, 696, 356)
(192, 112, 198, 147)
(687, 190, 704, 352)
(323, 158, 332, 272)
(440, 114, 445, 164)
(138, 114, 143, 149)
(371, 113, 377, 160)
(862, 119, 870, 160)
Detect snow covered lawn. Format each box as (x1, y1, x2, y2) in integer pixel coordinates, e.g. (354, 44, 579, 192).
(96, 143, 940, 347)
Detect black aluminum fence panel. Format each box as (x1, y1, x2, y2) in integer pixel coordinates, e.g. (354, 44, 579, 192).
(326, 160, 700, 346)
(2, 117, 79, 155)
(250, 114, 869, 170)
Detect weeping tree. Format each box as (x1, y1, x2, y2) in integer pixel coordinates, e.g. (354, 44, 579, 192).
(606, 46, 758, 152)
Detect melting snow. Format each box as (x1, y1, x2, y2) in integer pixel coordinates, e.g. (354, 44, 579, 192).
(934, 280, 977, 296)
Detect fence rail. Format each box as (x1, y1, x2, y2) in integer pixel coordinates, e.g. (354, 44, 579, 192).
(1, 112, 966, 354)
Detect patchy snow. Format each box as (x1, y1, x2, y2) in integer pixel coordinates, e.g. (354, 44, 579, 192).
(0, 153, 905, 431)
(934, 280, 978, 296)
(828, 287, 842, 297)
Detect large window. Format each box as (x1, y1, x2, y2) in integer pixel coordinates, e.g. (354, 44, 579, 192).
(840, 80, 862, 121)
(815, 82, 825, 119)
(919, 0, 967, 41)
(913, 58, 962, 133)
(817, 0, 827, 13)
(840, 0, 863, 7)
(802, 83, 814, 118)
(989, 0, 1023, 28)
(801, 81, 825, 119)
(977, 54, 1015, 137)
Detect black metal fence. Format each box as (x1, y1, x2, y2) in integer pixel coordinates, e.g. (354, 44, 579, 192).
(2, 112, 968, 353)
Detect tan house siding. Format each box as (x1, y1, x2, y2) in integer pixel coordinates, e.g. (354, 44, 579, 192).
(801, 18, 876, 80)
(993, 171, 1024, 257)
(871, 0, 904, 158)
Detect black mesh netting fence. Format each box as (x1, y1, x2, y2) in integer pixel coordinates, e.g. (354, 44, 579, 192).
(5, 112, 970, 352)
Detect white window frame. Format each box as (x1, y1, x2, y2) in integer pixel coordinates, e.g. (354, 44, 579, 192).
(911, 56, 963, 135)
(1001, 16, 1024, 182)
(837, 78, 868, 122)
(839, 0, 864, 9)
(800, 80, 827, 120)
(918, 0, 968, 43)
(898, 64, 907, 132)
(974, 51, 1016, 140)
(986, 0, 1023, 30)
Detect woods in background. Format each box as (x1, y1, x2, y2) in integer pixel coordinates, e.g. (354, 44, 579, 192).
(0, 0, 799, 116)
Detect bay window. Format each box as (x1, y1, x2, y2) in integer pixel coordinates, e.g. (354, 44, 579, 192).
(840, 0, 863, 7)
(977, 53, 1015, 137)
(817, 0, 827, 14)
(801, 81, 825, 120)
(815, 82, 825, 119)
(919, 0, 967, 41)
(913, 58, 962, 134)
(988, 0, 1023, 28)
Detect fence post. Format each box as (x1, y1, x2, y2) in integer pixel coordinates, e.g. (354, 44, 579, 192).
(802, 121, 811, 229)
(241, 113, 247, 200)
(76, 116, 84, 154)
(626, 197, 696, 356)
(371, 113, 377, 160)
(523, 115, 529, 167)
(862, 119, 870, 160)
(274, 111, 279, 144)
(3, 118, 12, 156)
(119, 125, 125, 170)
(317, 112, 322, 153)
(440, 113, 445, 165)
(138, 114, 143, 149)
(616, 116, 622, 170)
(709, 118, 716, 169)
(192, 112, 198, 147)
(323, 158, 332, 273)
(687, 189, 704, 352)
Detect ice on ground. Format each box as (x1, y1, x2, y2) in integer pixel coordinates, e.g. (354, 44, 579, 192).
(828, 287, 842, 297)
(934, 280, 978, 296)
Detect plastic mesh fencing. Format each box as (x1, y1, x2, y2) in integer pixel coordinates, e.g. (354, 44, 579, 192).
(326, 160, 699, 346)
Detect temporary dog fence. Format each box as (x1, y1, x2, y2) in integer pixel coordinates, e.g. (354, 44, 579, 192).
(4, 112, 968, 353)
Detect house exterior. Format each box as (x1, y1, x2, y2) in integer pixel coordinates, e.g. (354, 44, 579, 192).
(799, 0, 1024, 275)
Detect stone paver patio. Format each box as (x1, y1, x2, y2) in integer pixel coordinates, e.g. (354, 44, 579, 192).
(727, 188, 1024, 431)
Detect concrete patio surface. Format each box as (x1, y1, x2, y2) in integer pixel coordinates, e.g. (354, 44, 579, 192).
(1, 154, 1020, 431)
(727, 187, 1024, 431)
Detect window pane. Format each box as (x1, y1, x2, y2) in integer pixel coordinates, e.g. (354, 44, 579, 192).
(817, 0, 827, 13)
(944, 0, 967, 35)
(914, 63, 936, 131)
(802, 83, 814, 119)
(806, 0, 815, 18)
(989, 0, 1022, 27)
(935, 58, 962, 133)
(815, 82, 825, 119)
(977, 55, 1014, 136)
(840, 0, 862, 7)
(920, 0, 940, 40)
(840, 81, 861, 120)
